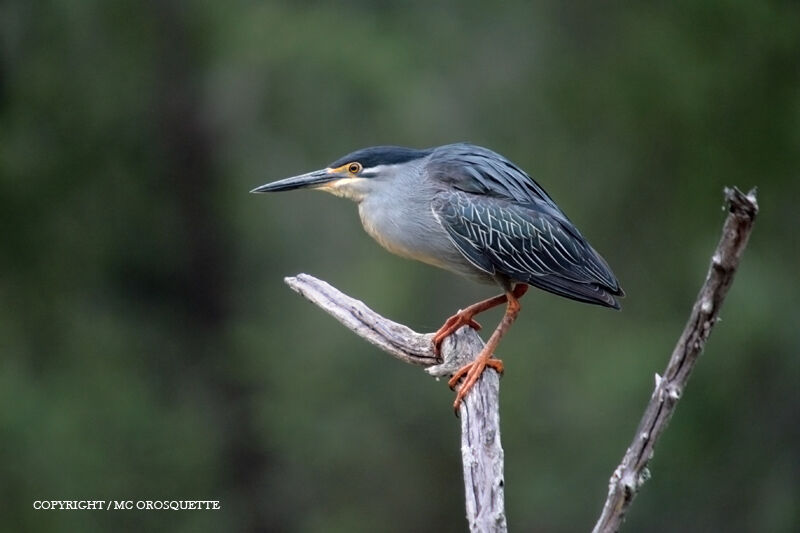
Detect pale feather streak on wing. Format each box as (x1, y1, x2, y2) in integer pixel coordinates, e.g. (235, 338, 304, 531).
(432, 191, 622, 308)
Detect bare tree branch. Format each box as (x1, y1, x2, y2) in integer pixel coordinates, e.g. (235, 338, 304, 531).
(282, 187, 757, 533)
(284, 274, 507, 533)
(592, 186, 759, 533)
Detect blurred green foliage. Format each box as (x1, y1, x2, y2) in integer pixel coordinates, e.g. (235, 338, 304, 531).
(1, 1, 798, 531)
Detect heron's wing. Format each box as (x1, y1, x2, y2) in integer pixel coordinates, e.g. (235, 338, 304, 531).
(431, 191, 622, 308)
(428, 143, 564, 213)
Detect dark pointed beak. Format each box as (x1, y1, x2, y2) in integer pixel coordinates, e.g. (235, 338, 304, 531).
(250, 169, 337, 193)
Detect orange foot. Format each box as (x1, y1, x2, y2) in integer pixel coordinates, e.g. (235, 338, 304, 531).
(448, 356, 504, 412)
(432, 311, 482, 355)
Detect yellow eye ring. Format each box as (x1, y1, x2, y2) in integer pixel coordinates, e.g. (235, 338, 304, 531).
(348, 162, 362, 174)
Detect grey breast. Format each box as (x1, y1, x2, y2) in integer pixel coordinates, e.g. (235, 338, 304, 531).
(357, 156, 492, 282)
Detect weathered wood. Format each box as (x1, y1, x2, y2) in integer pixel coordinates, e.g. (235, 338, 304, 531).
(591, 187, 759, 533)
(285, 274, 507, 533)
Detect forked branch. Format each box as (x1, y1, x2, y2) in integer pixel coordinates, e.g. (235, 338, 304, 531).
(284, 274, 507, 533)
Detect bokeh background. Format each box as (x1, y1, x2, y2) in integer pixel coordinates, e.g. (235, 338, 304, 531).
(2, 1, 798, 532)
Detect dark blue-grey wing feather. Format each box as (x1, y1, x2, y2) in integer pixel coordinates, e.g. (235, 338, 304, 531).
(431, 191, 623, 309)
(426, 143, 622, 307)
(429, 143, 561, 212)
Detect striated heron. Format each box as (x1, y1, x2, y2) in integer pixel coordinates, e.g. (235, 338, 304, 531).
(252, 143, 623, 411)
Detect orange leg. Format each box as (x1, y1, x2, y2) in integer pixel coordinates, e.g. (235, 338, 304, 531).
(433, 284, 528, 355)
(448, 286, 526, 412)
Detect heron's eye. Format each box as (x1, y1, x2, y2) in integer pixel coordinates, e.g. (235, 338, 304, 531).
(348, 162, 362, 174)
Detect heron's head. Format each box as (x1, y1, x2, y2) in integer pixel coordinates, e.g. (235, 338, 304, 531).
(251, 146, 432, 202)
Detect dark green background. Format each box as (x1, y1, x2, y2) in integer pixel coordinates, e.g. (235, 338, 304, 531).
(2, 1, 798, 531)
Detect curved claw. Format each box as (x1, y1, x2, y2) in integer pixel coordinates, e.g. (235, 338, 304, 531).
(432, 312, 482, 355)
(450, 357, 505, 412)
